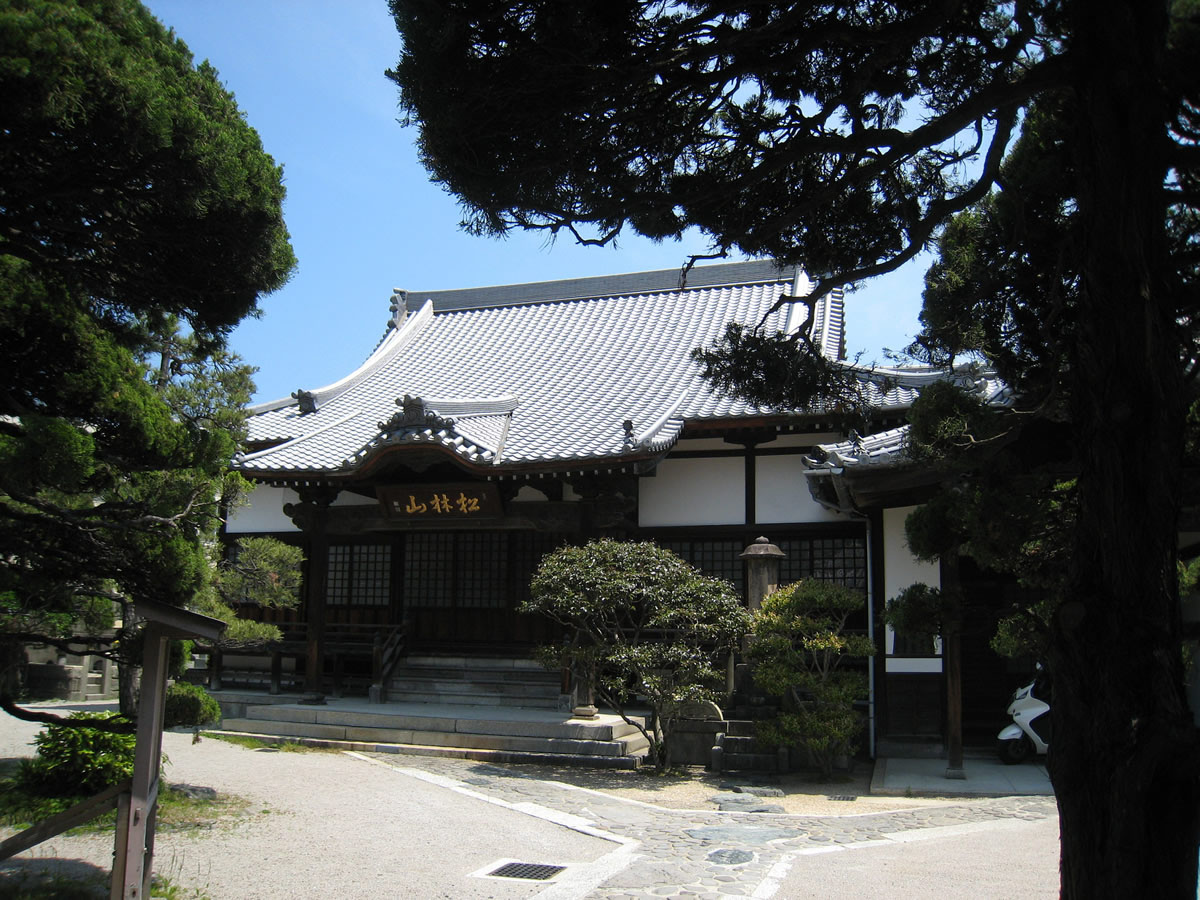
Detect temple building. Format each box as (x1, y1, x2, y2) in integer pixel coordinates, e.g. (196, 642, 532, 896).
(223, 259, 1020, 754)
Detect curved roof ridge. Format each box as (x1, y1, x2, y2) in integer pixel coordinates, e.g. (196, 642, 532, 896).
(406, 260, 796, 314)
(237, 410, 364, 464)
(248, 301, 434, 414)
(634, 388, 691, 449)
(423, 394, 520, 416)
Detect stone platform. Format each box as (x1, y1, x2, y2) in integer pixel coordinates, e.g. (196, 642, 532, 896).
(212, 693, 650, 769)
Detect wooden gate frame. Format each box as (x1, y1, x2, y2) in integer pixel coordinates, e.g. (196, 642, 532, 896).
(111, 599, 225, 900)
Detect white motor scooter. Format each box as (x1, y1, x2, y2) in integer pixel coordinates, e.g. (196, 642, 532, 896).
(997, 674, 1050, 764)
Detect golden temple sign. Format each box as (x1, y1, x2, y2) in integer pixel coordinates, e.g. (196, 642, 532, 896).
(378, 483, 502, 520)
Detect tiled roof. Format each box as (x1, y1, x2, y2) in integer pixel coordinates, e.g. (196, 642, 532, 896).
(236, 262, 910, 478)
(804, 425, 912, 470)
(802, 368, 1012, 473)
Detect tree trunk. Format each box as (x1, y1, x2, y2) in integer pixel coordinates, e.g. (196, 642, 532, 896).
(941, 554, 964, 776)
(116, 618, 141, 717)
(1054, 2, 1200, 895)
(0, 636, 27, 697)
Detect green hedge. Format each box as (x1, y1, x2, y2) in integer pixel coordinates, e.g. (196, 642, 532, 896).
(163, 681, 221, 728)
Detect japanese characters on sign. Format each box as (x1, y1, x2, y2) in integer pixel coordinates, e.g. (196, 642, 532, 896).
(378, 484, 501, 520)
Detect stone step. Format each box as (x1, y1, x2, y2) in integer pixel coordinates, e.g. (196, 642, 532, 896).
(382, 656, 561, 708)
(403, 655, 546, 671)
(721, 734, 761, 752)
(381, 692, 559, 709)
(724, 720, 759, 738)
(216, 701, 650, 767)
(238, 702, 647, 742)
(384, 676, 559, 694)
(220, 717, 648, 757)
(206, 730, 645, 770)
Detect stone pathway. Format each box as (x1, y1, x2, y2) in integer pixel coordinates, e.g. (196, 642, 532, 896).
(362, 753, 1056, 899)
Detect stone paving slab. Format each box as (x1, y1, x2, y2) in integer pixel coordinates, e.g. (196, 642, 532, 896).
(363, 753, 1057, 899)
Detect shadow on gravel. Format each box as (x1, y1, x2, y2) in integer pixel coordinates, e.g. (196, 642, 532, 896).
(0, 857, 110, 898)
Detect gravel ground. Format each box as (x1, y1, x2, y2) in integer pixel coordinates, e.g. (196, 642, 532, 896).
(0, 700, 959, 898)
(473, 759, 953, 817)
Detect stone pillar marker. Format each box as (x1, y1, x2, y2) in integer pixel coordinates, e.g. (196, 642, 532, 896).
(740, 536, 785, 612)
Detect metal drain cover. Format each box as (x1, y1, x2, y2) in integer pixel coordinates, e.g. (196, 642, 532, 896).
(488, 862, 565, 881)
(827, 795, 857, 802)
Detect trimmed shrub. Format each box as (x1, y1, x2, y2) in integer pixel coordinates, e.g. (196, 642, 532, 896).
(16, 712, 136, 797)
(162, 681, 221, 728)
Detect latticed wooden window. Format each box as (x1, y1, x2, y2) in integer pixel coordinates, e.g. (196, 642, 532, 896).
(457, 532, 508, 609)
(403, 533, 455, 608)
(326, 543, 391, 606)
(778, 536, 867, 589)
(400, 531, 565, 610)
(659, 539, 745, 594)
(509, 532, 563, 602)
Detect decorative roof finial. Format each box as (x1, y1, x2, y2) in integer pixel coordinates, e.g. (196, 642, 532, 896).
(623, 419, 635, 447)
(292, 390, 317, 415)
(378, 394, 455, 434)
(388, 289, 408, 331)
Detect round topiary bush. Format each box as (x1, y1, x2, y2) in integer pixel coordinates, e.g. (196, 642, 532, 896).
(17, 711, 136, 797)
(162, 681, 221, 728)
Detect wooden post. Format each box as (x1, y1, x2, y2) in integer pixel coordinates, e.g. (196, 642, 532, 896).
(286, 488, 338, 703)
(208, 647, 223, 691)
(112, 625, 168, 899)
(110, 600, 225, 899)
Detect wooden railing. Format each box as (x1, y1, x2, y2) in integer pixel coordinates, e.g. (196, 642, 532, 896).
(368, 622, 408, 703)
(199, 623, 393, 697)
(0, 780, 130, 862)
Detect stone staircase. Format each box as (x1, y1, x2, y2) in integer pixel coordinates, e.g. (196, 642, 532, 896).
(376, 654, 561, 708)
(712, 721, 785, 773)
(214, 654, 650, 768)
(217, 702, 649, 768)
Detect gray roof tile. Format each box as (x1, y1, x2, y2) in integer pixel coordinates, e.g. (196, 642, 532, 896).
(237, 262, 912, 477)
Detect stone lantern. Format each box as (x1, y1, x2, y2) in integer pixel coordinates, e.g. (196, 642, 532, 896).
(740, 536, 786, 611)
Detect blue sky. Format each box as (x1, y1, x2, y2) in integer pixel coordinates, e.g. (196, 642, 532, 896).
(144, 0, 929, 404)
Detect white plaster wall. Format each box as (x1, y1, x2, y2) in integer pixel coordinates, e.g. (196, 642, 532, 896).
(225, 485, 300, 533)
(771, 432, 844, 448)
(755, 455, 846, 524)
(883, 504, 942, 666)
(639, 457, 745, 527)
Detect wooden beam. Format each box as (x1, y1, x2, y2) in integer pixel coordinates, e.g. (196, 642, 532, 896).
(0, 780, 129, 860)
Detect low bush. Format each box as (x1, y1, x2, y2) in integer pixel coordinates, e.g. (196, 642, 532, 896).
(163, 682, 221, 728)
(15, 712, 136, 798)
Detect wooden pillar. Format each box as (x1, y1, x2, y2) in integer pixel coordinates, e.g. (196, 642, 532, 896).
(285, 487, 338, 703)
(207, 648, 223, 691)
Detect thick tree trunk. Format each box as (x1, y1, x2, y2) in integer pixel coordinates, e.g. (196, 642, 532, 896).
(116, 619, 141, 717)
(1054, 2, 1200, 896)
(941, 554, 964, 777)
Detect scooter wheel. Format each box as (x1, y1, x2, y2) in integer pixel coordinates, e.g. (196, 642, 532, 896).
(997, 736, 1033, 764)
